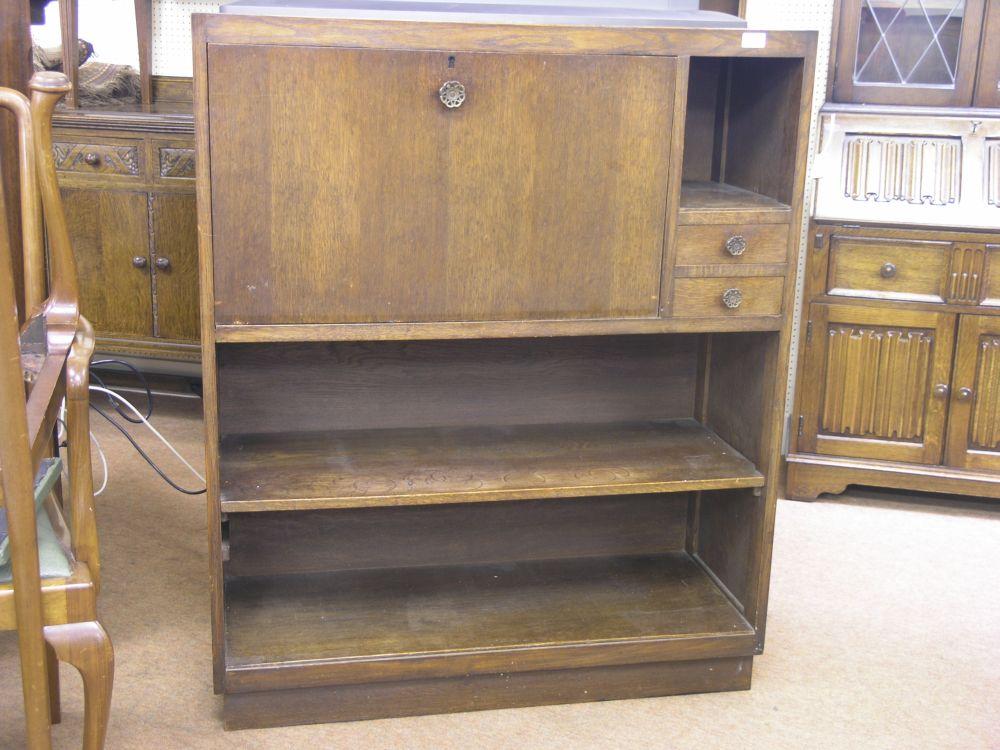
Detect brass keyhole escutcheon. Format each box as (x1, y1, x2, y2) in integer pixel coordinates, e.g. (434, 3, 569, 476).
(439, 81, 466, 109)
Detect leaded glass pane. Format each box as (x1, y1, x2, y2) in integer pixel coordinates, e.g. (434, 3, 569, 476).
(854, 0, 965, 87)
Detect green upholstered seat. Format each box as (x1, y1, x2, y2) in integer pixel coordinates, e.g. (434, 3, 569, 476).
(0, 457, 72, 584)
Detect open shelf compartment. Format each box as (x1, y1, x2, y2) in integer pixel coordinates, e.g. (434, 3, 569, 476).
(215, 335, 762, 512)
(224, 550, 755, 691)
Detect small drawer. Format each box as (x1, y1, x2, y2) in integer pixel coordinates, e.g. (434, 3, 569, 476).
(672, 276, 784, 317)
(675, 223, 788, 266)
(53, 141, 142, 178)
(157, 146, 196, 180)
(827, 235, 950, 303)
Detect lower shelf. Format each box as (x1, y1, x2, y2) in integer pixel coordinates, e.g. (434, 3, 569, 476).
(224, 551, 755, 693)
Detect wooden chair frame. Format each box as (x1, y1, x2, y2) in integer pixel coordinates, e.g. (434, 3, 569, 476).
(0, 71, 113, 750)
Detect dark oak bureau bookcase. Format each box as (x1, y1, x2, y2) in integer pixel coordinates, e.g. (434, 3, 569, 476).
(193, 11, 816, 729)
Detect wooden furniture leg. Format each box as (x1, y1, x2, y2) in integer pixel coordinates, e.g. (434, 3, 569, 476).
(45, 642, 61, 725)
(58, 0, 78, 108)
(134, 0, 153, 106)
(44, 622, 114, 750)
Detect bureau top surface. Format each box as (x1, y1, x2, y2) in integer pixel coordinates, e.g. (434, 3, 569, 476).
(219, 0, 746, 27)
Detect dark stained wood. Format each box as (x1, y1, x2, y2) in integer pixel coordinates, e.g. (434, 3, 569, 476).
(945, 314, 1000, 471)
(832, 0, 987, 106)
(52, 109, 199, 360)
(193, 13, 817, 724)
(224, 553, 754, 690)
(226, 495, 690, 577)
(61, 188, 153, 338)
(219, 420, 763, 512)
(675, 222, 789, 267)
(223, 656, 752, 729)
(151, 193, 199, 340)
(974, 0, 1000, 107)
(672, 276, 784, 318)
(679, 181, 791, 223)
(218, 335, 698, 436)
(827, 234, 952, 304)
(208, 45, 675, 325)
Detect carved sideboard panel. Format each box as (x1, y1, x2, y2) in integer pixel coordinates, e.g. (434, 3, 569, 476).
(821, 325, 933, 441)
(815, 105, 1000, 229)
(842, 135, 961, 206)
(971, 336, 1000, 451)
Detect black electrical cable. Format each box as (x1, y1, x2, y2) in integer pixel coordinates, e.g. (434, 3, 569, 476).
(91, 359, 153, 423)
(89, 404, 206, 495)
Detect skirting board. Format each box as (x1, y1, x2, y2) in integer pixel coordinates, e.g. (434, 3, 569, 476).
(223, 656, 753, 730)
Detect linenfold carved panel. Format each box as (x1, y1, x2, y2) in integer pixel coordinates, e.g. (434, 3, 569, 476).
(821, 325, 933, 441)
(842, 135, 961, 205)
(947, 245, 987, 304)
(971, 336, 1000, 450)
(987, 140, 1000, 209)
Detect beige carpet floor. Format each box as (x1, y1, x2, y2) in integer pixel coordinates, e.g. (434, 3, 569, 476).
(2, 394, 998, 749)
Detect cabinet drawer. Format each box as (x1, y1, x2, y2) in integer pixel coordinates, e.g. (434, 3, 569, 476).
(673, 276, 784, 318)
(675, 223, 788, 267)
(827, 235, 950, 303)
(53, 140, 143, 178)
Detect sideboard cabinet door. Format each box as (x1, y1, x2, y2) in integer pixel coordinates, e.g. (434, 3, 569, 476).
(62, 188, 153, 338)
(945, 315, 1000, 471)
(797, 303, 956, 464)
(207, 45, 676, 325)
(151, 193, 200, 341)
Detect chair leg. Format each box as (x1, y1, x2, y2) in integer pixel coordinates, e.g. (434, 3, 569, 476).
(44, 622, 114, 750)
(45, 642, 61, 725)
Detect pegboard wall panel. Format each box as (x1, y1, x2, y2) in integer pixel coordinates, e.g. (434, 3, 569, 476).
(154, 0, 220, 77)
(745, 0, 835, 449)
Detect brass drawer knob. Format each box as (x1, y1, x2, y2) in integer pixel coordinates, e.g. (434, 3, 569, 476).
(439, 80, 466, 109)
(725, 235, 748, 257)
(880, 262, 897, 279)
(84, 152, 100, 166)
(956, 387, 973, 402)
(155, 257, 171, 271)
(721, 288, 743, 309)
(933, 383, 950, 398)
(132, 256, 148, 269)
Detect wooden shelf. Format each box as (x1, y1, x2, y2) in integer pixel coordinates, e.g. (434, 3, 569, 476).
(218, 418, 763, 512)
(679, 181, 791, 223)
(224, 551, 756, 691)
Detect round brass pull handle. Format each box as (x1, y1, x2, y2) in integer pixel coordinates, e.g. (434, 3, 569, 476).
(725, 235, 748, 257)
(722, 288, 743, 309)
(956, 387, 973, 402)
(84, 152, 100, 166)
(132, 256, 148, 269)
(880, 262, 897, 279)
(933, 383, 950, 399)
(439, 80, 466, 109)
(155, 257, 171, 271)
